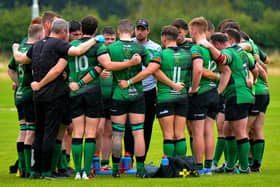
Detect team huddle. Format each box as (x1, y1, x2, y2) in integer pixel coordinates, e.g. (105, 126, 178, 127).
(8, 10, 269, 180)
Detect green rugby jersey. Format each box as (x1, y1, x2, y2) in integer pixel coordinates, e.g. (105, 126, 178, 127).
(255, 48, 269, 95)
(8, 42, 33, 105)
(157, 47, 192, 103)
(107, 40, 159, 101)
(221, 45, 254, 104)
(99, 70, 113, 99)
(241, 40, 258, 55)
(178, 40, 193, 88)
(68, 38, 107, 97)
(191, 44, 217, 95)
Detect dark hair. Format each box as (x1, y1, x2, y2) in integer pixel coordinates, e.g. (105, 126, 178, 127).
(118, 19, 134, 33)
(217, 18, 235, 32)
(81, 16, 98, 35)
(172, 18, 188, 30)
(224, 28, 241, 43)
(220, 21, 240, 32)
(239, 31, 250, 41)
(210, 32, 228, 44)
(161, 25, 178, 40)
(207, 19, 215, 31)
(69, 20, 81, 33)
(102, 26, 116, 35)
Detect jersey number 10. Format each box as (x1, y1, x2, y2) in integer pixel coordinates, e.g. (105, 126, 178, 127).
(75, 55, 89, 72)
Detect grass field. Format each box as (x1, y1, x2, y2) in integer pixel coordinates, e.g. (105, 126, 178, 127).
(0, 71, 280, 186)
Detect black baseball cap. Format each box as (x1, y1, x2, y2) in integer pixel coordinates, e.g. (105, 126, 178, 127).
(136, 19, 149, 29)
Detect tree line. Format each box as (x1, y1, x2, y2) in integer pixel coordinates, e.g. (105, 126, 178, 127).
(0, 0, 279, 52)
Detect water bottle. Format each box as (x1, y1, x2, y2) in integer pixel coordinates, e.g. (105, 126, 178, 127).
(161, 155, 169, 167)
(123, 152, 132, 170)
(93, 155, 100, 172)
(161, 155, 169, 177)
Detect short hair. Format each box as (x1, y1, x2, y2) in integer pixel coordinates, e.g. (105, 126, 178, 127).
(69, 20, 81, 33)
(31, 16, 42, 25)
(217, 18, 236, 32)
(207, 19, 215, 32)
(102, 26, 116, 35)
(117, 19, 134, 33)
(189, 16, 208, 33)
(28, 24, 43, 39)
(210, 32, 228, 44)
(223, 22, 240, 32)
(172, 18, 188, 30)
(239, 31, 250, 41)
(41, 10, 58, 25)
(81, 16, 98, 35)
(161, 25, 178, 41)
(224, 28, 241, 43)
(51, 18, 69, 34)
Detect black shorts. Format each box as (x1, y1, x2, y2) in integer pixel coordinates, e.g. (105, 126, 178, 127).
(70, 91, 103, 118)
(16, 98, 35, 122)
(101, 98, 112, 119)
(225, 97, 251, 121)
(188, 88, 219, 120)
(249, 94, 270, 116)
(61, 95, 72, 126)
(156, 96, 188, 118)
(218, 95, 226, 113)
(110, 97, 145, 116)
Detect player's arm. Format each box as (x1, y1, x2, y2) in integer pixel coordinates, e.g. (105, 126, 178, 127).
(68, 66, 102, 92)
(97, 53, 141, 71)
(154, 69, 185, 92)
(217, 64, 231, 94)
(12, 43, 31, 64)
(202, 68, 220, 81)
(197, 40, 228, 64)
(67, 38, 96, 56)
(7, 68, 18, 85)
(31, 58, 68, 91)
(189, 58, 203, 95)
(256, 62, 268, 83)
(118, 62, 160, 89)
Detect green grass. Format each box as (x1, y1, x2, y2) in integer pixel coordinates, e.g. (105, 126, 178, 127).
(0, 76, 280, 187)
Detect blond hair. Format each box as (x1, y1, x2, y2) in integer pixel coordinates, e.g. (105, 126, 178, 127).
(189, 16, 208, 33)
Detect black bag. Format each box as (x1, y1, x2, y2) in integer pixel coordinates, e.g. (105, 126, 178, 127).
(156, 156, 198, 178)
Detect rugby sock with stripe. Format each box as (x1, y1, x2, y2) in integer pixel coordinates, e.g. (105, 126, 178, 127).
(213, 137, 225, 166)
(163, 139, 175, 157)
(252, 139, 265, 167)
(84, 138, 96, 176)
(225, 136, 237, 169)
(72, 138, 83, 173)
(136, 156, 145, 175)
(174, 138, 186, 156)
(237, 138, 250, 170)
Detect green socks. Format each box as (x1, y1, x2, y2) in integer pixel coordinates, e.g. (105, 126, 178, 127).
(163, 140, 174, 156)
(225, 136, 237, 169)
(174, 138, 186, 156)
(252, 139, 265, 166)
(84, 138, 96, 175)
(237, 138, 250, 170)
(72, 138, 83, 173)
(213, 137, 225, 165)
